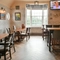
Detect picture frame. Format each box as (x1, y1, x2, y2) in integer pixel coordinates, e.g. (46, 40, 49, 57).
(15, 6, 20, 10)
(0, 13, 6, 20)
(0, 13, 1, 19)
(15, 12, 21, 21)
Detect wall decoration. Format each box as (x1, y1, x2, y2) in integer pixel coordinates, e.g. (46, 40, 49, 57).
(15, 12, 21, 21)
(1, 13, 5, 20)
(15, 6, 20, 10)
(6, 13, 10, 20)
(0, 13, 6, 20)
(0, 13, 1, 19)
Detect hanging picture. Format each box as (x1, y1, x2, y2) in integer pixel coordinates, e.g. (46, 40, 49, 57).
(15, 12, 21, 21)
(1, 13, 6, 20)
(0, 13, 1, 19)
(0, 13, 6, 20)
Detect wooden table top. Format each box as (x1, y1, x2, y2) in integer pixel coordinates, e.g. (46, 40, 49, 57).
(0, 33, 9, 40)
(15, 28, 26, 32)
(47, 28, 60, 30)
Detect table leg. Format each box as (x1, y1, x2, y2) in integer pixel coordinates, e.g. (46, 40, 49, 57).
(49, 30, 51, 52)
(4, 38, 6, 60)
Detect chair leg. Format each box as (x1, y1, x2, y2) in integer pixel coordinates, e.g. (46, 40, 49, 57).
(42, 35, 44, 40)
(4, 54, 6, 60)
(0, 56, 1, 59)
(13, 44, 16, 52)
(9, 48, 12, 60)
(26, 36, 27, 41)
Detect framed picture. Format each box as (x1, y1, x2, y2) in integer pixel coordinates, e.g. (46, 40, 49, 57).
(0, 13, 1, 19)
(1, 13, 6, 20)
(15, 12, 21, 21)
(0, 13, 6, 20)
(15, 6, 20, 10)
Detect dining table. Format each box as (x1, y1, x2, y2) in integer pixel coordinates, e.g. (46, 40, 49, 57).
(0, 33, 9, 40)
(47, 28, 60, 52)
(14, 28, 26, 42)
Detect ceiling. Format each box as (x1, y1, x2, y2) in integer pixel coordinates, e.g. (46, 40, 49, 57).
(14, 0, 50, 1)
(0, 0, 50, 8)
(0, 0, 14, 8)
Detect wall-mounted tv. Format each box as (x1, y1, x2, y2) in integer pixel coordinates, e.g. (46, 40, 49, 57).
(50, 0, 60, 9)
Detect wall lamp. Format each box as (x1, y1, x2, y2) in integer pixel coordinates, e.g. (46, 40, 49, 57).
(0, 7, 6, 13)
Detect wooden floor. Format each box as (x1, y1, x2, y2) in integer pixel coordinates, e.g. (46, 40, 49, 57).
(1, 36, 60, 60)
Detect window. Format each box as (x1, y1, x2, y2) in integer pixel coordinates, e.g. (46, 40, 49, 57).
(26, 4, 48, 27)
(32, 10, 42, 27)
(26, 9, 31, 27)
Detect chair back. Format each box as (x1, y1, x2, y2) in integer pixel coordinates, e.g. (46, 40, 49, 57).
(7, 35, 12, 46)
(13, 25, 16, 31)
(53, 25, 60, 28)
(0, 34, 12, 59)
(46, 25, 52, 28)
(26, 28, 30, 34)
(6, 28, 11, 34)
(11, 33, 15, 43)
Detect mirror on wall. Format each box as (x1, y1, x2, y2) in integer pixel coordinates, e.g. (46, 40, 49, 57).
(6, 13, 10, 20)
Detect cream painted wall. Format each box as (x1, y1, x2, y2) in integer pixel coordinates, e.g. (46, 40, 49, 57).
(0, 4, 10, 34)
(49, 10, 60, 25)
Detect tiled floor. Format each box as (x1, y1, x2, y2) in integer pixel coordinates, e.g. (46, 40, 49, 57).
(1, 36, 60, 60)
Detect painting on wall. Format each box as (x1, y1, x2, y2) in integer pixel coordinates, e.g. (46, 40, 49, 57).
(15, 12, 21, 21)
(1, 13, 6, 20)
(0, 13, 6, 20)
(0, 13, 1, 19)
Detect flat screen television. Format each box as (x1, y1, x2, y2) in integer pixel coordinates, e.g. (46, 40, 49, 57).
(50, 0, 60, 9)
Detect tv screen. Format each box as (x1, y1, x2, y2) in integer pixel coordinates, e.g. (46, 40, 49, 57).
(50, 1, 60, 9)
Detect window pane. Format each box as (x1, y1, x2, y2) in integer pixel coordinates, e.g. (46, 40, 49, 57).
(32, 17, 42, 27)
(32, 10, 42, 16)
(26, 16, 31, 27)
(26, 9, 31, 27)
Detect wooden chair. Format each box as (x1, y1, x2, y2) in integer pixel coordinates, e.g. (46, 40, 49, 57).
(0, 35, 12, 60)
(46, 25, 53, 45)
(11, 33, 16, 52)
(42, 25, 49, 40)
(13, 25, 19, 41)
(46, 25, 52, 28)
(6, 28, 16, 52)
(51, 31, 60, 51)
(53, 25, 60, 28)
(20, 28, 30, 41)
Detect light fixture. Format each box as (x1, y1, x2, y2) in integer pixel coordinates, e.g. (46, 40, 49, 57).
(34, 1, 39, 5)
(0, 7, 6, 13)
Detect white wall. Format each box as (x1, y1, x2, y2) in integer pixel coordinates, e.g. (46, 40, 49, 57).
(0, 4, 10, 34)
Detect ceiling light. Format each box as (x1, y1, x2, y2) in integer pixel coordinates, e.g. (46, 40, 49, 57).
(34, 1, 39, 5)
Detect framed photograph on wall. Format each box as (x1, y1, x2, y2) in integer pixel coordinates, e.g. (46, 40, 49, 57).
(0, 13, 1, 19)
(1, 13, 6, 20)
(0, 13, 6, 20)
(15, 12, 21, 21)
